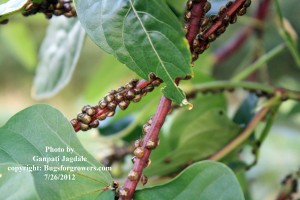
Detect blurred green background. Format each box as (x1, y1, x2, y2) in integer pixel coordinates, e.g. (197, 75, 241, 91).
(0, 0, 300, 199)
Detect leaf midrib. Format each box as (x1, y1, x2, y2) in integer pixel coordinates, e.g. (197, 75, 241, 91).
(128, 0, 182, 95)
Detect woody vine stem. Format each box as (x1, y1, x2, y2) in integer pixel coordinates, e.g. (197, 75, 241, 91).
(67, 0, 282, 199)
(119, 0, 252, 199)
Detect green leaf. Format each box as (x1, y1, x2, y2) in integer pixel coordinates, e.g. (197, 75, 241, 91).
(165, 0, 184, 19)
(32, 17, 86, 99)
(74, 0, 192, 104)
(0, 163, 39, 200)
(96, 190, 115, 200)
(144, 94, 241, 176)
(0, 104, 113, 199)
(0, 0, 29, 21)
(135, 161, 245, 200)
(169, 94, 227, 149)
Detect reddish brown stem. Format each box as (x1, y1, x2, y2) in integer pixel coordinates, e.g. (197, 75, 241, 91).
(215, 27, 251, 63)
(206, 0, 246, 37)
(255, 0, 271, 21)
(119, 97, 172, 200)
(192, 0, 251, 61)
(215, 0, 271, 63)
(119, 0, 255, 198)
(185, 0, 207, 52)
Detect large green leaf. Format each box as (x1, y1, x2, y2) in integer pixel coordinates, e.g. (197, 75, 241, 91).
(144, 94, 241, 176)
(0, 163, 39, 200)
(96, 190, 115, 200)
(74, 0, 192, 104)
(32, 17, 86, 99)
(0, 104, 113, 199)
(169, 94, 227, 148)
(135, 161, 245, 200)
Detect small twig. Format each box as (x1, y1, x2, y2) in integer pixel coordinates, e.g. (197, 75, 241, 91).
(192, 0, 252, 61)
(192, 81, 300, 102)
(118, 97, 172, 200)
(274, 0, 300, 68)
(246, 104, 280, 170)
(204, 0, 249, 37)
(215, 0, 272, 63)
(232, 44, 286, 81)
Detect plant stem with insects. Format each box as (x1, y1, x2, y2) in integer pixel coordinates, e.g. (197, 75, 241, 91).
(119, 0, 255, 198)
(215, 0, 271, 63)
(119, 97, 172, 200)
(192, 80, 300, 101)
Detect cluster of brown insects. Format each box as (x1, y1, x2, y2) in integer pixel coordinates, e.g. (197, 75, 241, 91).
(70, 74, 162, 132)
(22, 0, 76, 19)
(279, 170, 300, 199)
(102, 120, 161, 198)
(184, 0, 251, 61)
(117, 117, 160, 198)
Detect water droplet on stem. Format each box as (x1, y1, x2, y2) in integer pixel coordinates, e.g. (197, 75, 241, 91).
(180, 99, 193, 110)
